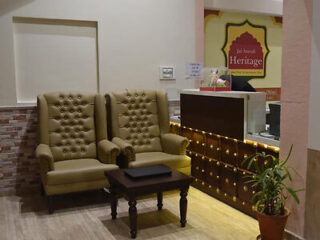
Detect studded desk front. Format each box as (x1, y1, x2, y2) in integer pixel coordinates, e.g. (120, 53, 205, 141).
(169, 123, 279, 218)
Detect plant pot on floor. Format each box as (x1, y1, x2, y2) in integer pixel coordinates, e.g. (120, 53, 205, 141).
(256, 208, 290, 240)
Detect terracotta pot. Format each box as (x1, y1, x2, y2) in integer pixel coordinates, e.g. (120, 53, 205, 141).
(256, 208, 290, 240)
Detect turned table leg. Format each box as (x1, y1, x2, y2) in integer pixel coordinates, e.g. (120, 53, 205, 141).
(157, 192, 163, 210)
(110, 186, 118, 220)
(180, 186, 189, 227)
(128, 197, 137, 238)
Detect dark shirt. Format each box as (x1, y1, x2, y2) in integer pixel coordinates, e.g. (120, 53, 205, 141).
(220, 75, 256, 92)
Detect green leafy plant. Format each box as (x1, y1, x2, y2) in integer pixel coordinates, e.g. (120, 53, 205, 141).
(241, 145, 303, 216)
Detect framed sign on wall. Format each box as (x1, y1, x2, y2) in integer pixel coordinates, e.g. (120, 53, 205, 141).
(222, 20, 270, 81)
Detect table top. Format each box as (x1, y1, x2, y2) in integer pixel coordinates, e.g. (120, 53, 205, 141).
(180, 89, 266, 99)
(105, 165, 193, 195)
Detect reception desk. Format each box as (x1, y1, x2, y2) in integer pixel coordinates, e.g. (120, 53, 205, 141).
(180, 89, 275, 144)
(170, 89, 279, 217)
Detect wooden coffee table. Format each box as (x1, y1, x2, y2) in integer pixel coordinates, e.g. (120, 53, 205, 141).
(105, 166, 193, 238)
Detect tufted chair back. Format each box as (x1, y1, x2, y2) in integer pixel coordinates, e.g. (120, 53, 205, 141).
(37, 92, 108, 161)
(108, 90, 170, 153)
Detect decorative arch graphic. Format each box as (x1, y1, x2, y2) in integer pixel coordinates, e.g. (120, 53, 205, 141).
(222, 20, 270, 81)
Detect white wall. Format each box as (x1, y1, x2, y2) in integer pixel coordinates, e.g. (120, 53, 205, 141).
(0, 0, 196, 106)
(204, 0, 283, 16)
(13, 18, 98, 103)
(309, 0, 320, 151)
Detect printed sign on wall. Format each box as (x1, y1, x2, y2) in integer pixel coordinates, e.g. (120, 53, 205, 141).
(222, 20, 270, 80)
(186, 62, 203, 78)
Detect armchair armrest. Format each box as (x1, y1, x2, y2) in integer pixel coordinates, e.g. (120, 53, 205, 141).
(36, 144, 55, 174)
(112, 137, 135, 167)
(98, 139, 120, 164)
(161, 133, 189, 155)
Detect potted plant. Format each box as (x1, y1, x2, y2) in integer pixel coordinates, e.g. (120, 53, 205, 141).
(242, 145, 302, 240)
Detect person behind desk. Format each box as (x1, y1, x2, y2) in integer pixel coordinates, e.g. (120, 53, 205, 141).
(220, 75, 256, 92)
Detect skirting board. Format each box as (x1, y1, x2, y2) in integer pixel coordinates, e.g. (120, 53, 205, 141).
(285, 230, 305, 240)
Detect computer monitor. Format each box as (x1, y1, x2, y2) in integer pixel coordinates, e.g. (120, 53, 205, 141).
(269, 102, 281, 137)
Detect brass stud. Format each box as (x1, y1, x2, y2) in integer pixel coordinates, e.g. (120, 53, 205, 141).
(224, 193, 227, 197)
(264, 160, 268, 166)
(209, 185, 212, 188)
(252, 191, 256, 194)
(234, 153, 237, 157)
(216, 176, 220, 179)
(195, 153, 198, 157)
(210, 145, 214, 149)
(216, 188, 220, 193)
(209, 172, 213, 176)
(195, 178, 198, 182)
(243, 186, 248, 192)
(209, 159, 212, 162)
(243, 171, 246, 175)
(196, 166, 199, 170)
(202, 143, 206, 147)
(201, 169, 205, 173)
(209, 133, 212, 136)
(196, 141, 200, 144)
(244, 154, 248, 159)
(202, 181, 205, 186)
(217, 147, 220, 151)
(233, 182, 237, 187)
(225, 178, 229, 184)
(242, 201, 246, 206)
(202, 131, 206, 134)
(233, 167, 237, 172)
(226, 149, 230, 154)
(225, 164, 228, 168)
(216, 161, 220, 166)
(201, 156, 205, 160)
(233, 196, 237, 202)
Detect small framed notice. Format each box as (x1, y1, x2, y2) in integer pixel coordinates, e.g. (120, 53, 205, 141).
(186, 62, 203, 78)
(160, 66, 175, 80)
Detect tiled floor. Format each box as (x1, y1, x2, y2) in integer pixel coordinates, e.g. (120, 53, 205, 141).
(1, 187, 259, 239)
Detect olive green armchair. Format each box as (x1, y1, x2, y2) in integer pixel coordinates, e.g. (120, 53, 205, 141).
(106, 89, 191, 175)
(36, 92, 120, 213)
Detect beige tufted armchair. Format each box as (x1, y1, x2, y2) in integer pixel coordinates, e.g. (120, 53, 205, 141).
(36, 92, 120, 213)
(106, 89, 191, 175)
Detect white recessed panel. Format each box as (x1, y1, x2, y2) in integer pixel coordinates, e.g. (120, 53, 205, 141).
(13, 18, 98, 103)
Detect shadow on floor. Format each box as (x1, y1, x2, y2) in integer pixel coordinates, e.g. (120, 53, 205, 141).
(19, 190, 110, 216)
(102, 208, 193, 239)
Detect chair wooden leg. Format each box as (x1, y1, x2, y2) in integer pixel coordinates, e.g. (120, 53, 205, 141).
(47, 196, 54, 214)
(40, 184, 45, 197)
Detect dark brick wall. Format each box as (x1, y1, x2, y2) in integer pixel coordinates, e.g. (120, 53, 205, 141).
(0, 106, 39, 195)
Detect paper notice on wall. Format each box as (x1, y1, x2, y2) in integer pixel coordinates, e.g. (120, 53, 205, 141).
(186, 62, 203, 78)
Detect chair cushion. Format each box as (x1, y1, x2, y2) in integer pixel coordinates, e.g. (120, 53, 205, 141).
(129, 152, 191, 169)
(44, 92, 97, 161)
(47, 159, 118, 185)
(109, 90, 164, 153)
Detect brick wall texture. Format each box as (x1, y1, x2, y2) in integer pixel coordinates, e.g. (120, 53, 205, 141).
(0, 107, 39, 195)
